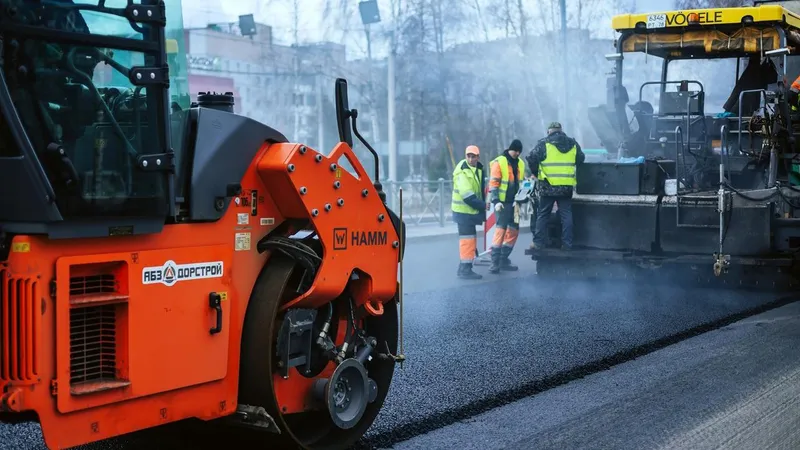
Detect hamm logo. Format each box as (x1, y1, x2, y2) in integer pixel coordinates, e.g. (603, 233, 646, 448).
(333, 228, 347, 250)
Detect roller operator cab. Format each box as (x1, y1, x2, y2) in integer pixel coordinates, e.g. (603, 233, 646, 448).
(529, 3, 800, 288)
(0, 1, 406, 449)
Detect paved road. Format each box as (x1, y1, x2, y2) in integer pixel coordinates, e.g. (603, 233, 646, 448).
(1, 233, 795, 450)
(386, 301, 800, 450)
(356, 237, 797, 449)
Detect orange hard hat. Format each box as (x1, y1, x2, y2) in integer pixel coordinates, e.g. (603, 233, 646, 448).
(466, 145, 480, 156)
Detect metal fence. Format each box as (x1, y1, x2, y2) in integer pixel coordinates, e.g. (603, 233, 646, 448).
(382, 180, 534, 228)
(383, 179, 453, 226)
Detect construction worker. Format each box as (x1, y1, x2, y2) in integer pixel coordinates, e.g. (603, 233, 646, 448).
(790, 72, 800, 112)
(718, 54, 777, 117)
(451, 145, 485, 280)
(488, 139, 525, 274)
(528, 122, 585, 252)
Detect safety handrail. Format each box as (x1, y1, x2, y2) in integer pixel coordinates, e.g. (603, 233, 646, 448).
(674, 123, 719, 229)
(736, 88, 768, 152)
(639, 80, 706, 155)
(720, 124, 732, 185)
(638, 80, 705, 104)
(675, 125, 684, 198)
(685, 91, 705, 156)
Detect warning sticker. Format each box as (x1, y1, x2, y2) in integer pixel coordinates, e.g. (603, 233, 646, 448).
(237, 213, 249, 225)
(260, 217, 275, 226)
(142, 260, 224, 287)
(235, 232, 251, 251)
(11, 242, 30, 252)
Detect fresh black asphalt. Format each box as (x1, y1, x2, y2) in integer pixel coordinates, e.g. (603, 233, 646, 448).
(357, 238, 796, 449)
(385, 302, 800, 450)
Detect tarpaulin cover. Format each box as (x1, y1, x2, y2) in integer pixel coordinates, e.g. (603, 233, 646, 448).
(621, 27, 782, 57)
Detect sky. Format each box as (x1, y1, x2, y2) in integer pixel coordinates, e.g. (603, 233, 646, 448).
(180, 0, 674, 60)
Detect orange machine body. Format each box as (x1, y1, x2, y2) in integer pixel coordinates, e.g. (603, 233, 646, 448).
(0, 141, 400, 449)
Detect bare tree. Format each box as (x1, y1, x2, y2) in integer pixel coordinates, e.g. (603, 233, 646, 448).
(272, 0, 632, 179)
(467, 0, 492, 42)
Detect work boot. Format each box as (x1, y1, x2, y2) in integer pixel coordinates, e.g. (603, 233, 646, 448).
(489, 250, 501, 274)
(457, 263, 482, 280)
(499, 247, 518, 271)
(500, 258, 519, 271)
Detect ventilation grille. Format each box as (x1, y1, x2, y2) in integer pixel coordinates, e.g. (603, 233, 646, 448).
(69, 271, 128, 307)
(69, 304, 117, 385)
(0, 269, 39, 383)
(70, 274, 116, 296)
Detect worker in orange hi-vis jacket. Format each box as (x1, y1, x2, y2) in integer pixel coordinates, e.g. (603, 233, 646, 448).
(791, 71, 800, 112)
(488, 139, 526, 274)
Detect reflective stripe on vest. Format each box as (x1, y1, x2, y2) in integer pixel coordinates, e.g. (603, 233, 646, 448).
(538, 143, 577, 186)
(491, 156, 525, 202)
(451, 159, 483, 215)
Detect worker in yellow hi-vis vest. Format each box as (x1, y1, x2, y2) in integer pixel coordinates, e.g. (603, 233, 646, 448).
(451, 145, 485, 280)
(488, 139, 525, 274)
(527, 122, 585, 252)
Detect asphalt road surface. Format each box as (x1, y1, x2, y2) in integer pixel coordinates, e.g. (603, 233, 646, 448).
(357, 235, 798, 449)
(387, 301, 800, 450)
(1, 232, 797, 450)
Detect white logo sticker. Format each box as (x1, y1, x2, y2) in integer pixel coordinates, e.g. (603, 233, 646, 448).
(142, 260, 224, 287)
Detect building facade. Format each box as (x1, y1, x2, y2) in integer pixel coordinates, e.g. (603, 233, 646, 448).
(181, 21, 368, 153)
